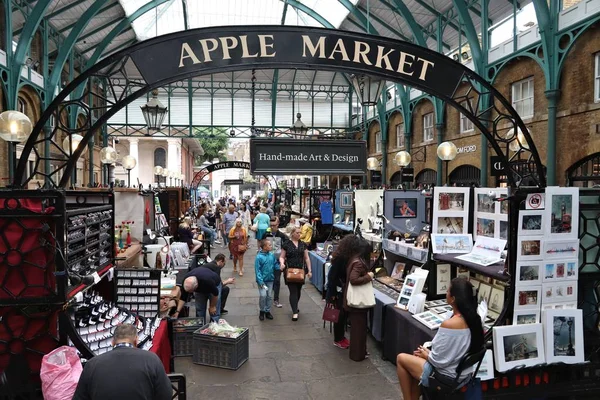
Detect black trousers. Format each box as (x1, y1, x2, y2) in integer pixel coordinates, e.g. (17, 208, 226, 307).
(333, 295, 347, 342)
(348, 310, 368, 361)
(221, 285, 230, 311)
(287, 283, 302, 314)
(273, 269, 281, 302)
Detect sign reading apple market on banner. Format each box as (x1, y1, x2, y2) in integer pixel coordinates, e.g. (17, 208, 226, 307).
(129, 26, 465, 98)
(250, 139, 367, 175)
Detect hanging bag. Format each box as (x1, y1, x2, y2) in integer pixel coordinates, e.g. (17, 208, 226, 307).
(346, 281, 376, 308)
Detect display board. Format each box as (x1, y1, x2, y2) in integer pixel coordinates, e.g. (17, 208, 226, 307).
(432, 187, 470, 234)
(334, 189, 354, 225)
(473, 188, 508, 240)
(354, 189, 384, 233)
(114, 190, 145, 240)
(383, 190, 425, 236)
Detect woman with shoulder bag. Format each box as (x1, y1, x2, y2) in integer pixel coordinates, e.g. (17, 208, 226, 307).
(343, 238, 375, 362)
(228, 218, 248, 276)
(279, 226, 312, 321)
(396, 277, 483, 400)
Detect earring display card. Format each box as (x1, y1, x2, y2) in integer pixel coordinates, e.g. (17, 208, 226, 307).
(115, 269, 162, 318)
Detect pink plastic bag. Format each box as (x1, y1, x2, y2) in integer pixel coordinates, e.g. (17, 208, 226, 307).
(40, 346, 82, 400)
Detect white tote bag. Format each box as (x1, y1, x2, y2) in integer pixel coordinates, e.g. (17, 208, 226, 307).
(347, 281, 376, 308)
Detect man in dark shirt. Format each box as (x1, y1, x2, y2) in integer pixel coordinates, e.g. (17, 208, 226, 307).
(200, 253, 235, 314)
(183, 266, 221, 323)
(73, 324, 171, 400)
(265, 217, 288, 308)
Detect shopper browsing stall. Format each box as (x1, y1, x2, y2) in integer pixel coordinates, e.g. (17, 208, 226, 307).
(73, 324, 172, 400)
(396, 277, 483, 400)
(255, 240, 279, 321)
(279, 226, 312, 321)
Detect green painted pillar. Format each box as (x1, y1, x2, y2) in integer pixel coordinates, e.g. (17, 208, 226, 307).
(377, 100, 388, 185)
(545, 89, 561, 185)
(436, 123, 444, 186)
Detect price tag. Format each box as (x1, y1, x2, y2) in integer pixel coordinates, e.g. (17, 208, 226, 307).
(92, 272, 101, 284)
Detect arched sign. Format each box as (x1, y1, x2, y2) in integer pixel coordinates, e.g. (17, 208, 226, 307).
(15, 26, 545, 190)
(191, 161, 277, 192)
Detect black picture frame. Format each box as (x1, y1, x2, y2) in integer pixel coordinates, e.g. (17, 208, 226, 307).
(393, 198, 418, 219)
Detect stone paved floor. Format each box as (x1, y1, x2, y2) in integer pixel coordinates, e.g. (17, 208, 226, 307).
(176, 246, 401, 400)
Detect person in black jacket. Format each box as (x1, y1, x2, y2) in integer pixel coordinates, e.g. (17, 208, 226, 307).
(326, 234, 361, 349)
(200, 253, 235, 314)
(73, 324, 171, 400)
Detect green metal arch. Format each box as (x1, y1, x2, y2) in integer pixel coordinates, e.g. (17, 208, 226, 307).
(338, 0, 380, 35)
(488, 47, 547, 86)
(285, 0, 335, 29)
(390, 0, 427, 47)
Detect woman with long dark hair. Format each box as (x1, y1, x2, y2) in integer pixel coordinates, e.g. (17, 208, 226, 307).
(396, 277, 483, 400)
(326, 235, 361, 349)
(343, 237, 375, 361)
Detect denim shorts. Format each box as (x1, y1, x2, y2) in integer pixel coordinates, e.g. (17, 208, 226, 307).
(420, 361, 433, 387)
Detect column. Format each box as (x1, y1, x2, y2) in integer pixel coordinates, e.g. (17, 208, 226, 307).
(545, 89, 561, 185)
(436, 123, 444, 186)
(167, 138, 180, 176)
(128, 138, 139, 186)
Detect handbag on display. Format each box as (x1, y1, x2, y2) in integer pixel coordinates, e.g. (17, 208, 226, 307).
(322, 302, 340, 323)
(285, 267, 306, 283)
(346, 281, 376, 308)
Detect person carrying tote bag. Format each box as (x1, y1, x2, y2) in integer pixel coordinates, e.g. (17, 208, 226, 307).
(343, 238, 375, 362)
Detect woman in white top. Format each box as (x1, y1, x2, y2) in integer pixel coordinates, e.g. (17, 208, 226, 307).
(396, 277, 484, 400)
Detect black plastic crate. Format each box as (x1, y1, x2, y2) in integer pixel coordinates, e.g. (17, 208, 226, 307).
(192, 325, 249, 370)
(172, 317, 205, 357)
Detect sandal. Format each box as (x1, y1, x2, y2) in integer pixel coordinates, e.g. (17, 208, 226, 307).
(239, 271, 244, 276)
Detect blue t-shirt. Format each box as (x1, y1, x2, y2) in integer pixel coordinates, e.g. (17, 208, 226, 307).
(254, 213, 271, 230)
(319, 201, 333, 224)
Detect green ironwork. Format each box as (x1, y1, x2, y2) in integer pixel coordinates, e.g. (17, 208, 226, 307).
(377, 99, 388, 184)
(57, 2, 120, 34)
(283, 0, 334, 29)
(338, 0, 380, 35)
(356, 3, 413, 43)
(76, 19, 122, 45)
(182, 0, 189, 30)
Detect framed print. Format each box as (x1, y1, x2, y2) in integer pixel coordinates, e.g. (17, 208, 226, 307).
(543, 240, 579, 260)
(542, 281, 577, 304)
(488, 286, 505, 313)
(478, 283, 493, 304)
(436, 264, 452, 295)
(514, 285, 542, 310)
(476, 350, 495, 381)
(435, 216, 465, 234)
(516, 262, 542, 285)
(457, 267, 470, 280)
(476, 217, 495, 238)
(396, 295, 411, 310)
(543, 259, 578, 282)
(393, 198, 418, 218)
(545, 187, 579, 239)
(493, 323, 545, 372)
(391, 262, 406, 279)
(475, 190, 496, 214)
(340, 192, 353, 208)
(431, 234, 473, 253)
(518, 210, 545, 235)
(513, 309, 541, 325)
(499, 220, 508, 240)
(517, 237, 544, 261)
(543, 309, 584, 364)
(435, 188, 469, 212)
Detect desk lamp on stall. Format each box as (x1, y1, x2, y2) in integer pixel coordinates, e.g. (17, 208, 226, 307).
(148, 231, 172, 273)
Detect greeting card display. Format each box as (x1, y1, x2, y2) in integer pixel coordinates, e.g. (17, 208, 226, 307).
(433, 187, 470, 234)
(543, 240, 579, 260)
(542, 259, 578, 282)
(412, 310, 444, 330)
(513, 309, 541, 325)
(542, 281, 577, 304)
(517, 236, 544, 261)
(514, 285, 542, 310)
(396, 269, 428, 311)
(543, 309, 584, 364)
(544, 187, 579, 239)
(493, 324, 546, 372)
(473, 188, 509, 240)
(456, 237, 506, 266)
(518, 210, 545, 236)
(516, 262, 543, 285)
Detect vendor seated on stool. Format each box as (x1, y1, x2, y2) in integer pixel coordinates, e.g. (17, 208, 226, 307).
(396, 277, 483, 400)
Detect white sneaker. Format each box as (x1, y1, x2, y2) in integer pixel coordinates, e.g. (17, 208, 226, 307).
(273, 301, 283, 308)
(215, 240, 222, 244)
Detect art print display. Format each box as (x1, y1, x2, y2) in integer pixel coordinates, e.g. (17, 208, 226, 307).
(518, 210, 545, 235)
(488, 287, 505, 313)
(412, 310, 444, 330)
(435, 217, 465, 234)
(545, 187, 579, 238)
(542, 281, 577, 304)
(513, 310, 540, 325)
(476, 217, 495, 238)
(456, 237, 506, 267)
(396, 269, 428, 310)
(431, 234, 473, 254)
(436, 264, 452, 295)
(476, 192, 496, 214)
(493, 324, 545, 372)
(354, 190, 384, 233)
(393, 198, 418, 218)
(516, 262, 542, 285)
(499, 220, 508, 240)
(543, 240, 579, 260)
(517, 237, 543, 261)
(514, 286, 542, 310)
(473, 188, 509, 240)
(432, 187, 470, 235)
(478, 283, 493, 304)
(437, 192, 466, 212)
(543, 260, 578, 282)
(543, 309, 584, 364)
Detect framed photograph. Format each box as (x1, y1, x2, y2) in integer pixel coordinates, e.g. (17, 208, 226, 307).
(435, 216, 465, 234)
(545, 187, 579, 239)
(514, 285, 542, 310)
(412, 310, 444, 330)
(457, 267, 470, 280)
(543, 259, 578, 282)
(476, 217, 495, 238)
(340, 192, 353, 208)
(430, 304, 453, 315)
(513, 309, 540, 325)
(396, 295, 411, 310)
(435, 188, 469, 212)
(499, 220, 508, 240)
(517, 237, 544, 261)
(488, 286, 505, 313)
(542, 281, 577, 304)
(516, 262, 542, 285)
(476, 349, 495, 381)
(478, 283, 493, 304)
(391, 262, 406, 280)
(543, 309, 584, 364)
(493, 323, 545, 372)
(436, 264, 452, 295)
(431, 234, 473, 254)
(393, 198, 418, 218)
(476, 191, 496, 214)
(543, 240, 579, 260)
(519, 210, 545, 235)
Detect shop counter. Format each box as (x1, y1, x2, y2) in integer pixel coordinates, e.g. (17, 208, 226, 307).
(308, 251, 326, 292)
(382, 306, 435, 362)
(150, 319, 172, 373)
(369, 288, 396, 342)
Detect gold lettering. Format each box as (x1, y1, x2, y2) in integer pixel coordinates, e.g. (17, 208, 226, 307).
(375, 45, 395, 71)
(301, 35, 326, 58)
(328, 39, 350, 61)
(199, 38, 219, 62)
(178, 43, 201, 67)
(219, 36, 239, 60)
(397, 52, 415, 76)
(353, 41, 372, 65)
(258, 35, 276, 57)
(239, 35, 259, 58)
(417, 58, 435, 80)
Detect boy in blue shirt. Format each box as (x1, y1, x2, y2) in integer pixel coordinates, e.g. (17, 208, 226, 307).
(255, 239, 279, 321)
